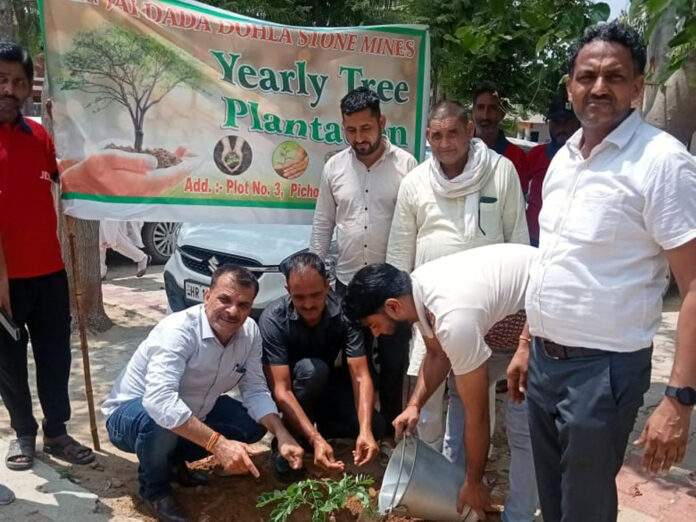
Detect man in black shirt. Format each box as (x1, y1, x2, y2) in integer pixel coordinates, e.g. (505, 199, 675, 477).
(259, 253, 385, 480)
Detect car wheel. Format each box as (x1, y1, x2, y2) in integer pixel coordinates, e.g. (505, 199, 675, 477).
(141, 222, 180, 264)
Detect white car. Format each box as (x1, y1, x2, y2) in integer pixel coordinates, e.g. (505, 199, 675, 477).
(164, 223, 318, 317)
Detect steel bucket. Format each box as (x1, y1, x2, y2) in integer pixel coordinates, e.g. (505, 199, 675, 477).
(378, 437, 478, 521)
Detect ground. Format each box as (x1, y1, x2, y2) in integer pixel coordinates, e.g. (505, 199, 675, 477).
(0, 259, 694, 521)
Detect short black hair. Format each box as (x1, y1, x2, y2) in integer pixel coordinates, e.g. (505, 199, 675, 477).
(568, 21, 646, 77)
(0, 42, 33, 83)
(210, 264, 259, 297)
(472, 82, 501, 107)
(342, 263, 412, 324)
(281, 251, 326, 281)
(340, 87, 381, 118)
(428, 99, 469, 126)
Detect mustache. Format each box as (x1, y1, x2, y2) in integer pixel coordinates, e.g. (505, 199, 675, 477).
(0, 96, 19, 103)
(587, 95, 613, 102)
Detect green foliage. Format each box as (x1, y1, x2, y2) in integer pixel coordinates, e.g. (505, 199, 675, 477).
(12, 0, 42, 57)
(629, 0, 696, 85)
(60, 25, 202, 150)
(406, 0, 610, 114)
(256, 473, 375, 522)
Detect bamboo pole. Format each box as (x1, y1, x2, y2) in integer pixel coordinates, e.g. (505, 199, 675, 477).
(65, 216, 100, 451)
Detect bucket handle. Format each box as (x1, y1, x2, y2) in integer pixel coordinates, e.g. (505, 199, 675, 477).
(385, 436, 419, 514)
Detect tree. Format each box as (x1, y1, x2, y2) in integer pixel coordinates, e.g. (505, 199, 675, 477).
(0, 0, 13, 41)
(61, 26, 202, 152)
(629, 0, 696, 145)
(406, 0, 610, 114)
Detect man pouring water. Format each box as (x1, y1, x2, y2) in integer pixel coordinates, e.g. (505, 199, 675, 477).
(342, 243, 538, 521)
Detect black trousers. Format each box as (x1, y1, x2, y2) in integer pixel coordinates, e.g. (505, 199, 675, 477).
(335, 280, 410, 437)
(291, 357, 386, 440)
(527, 337, 652, 522)
(0, 270, 72, 438)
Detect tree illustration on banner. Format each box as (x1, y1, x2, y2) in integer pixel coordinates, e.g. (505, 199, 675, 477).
(61, 25, 202, 152)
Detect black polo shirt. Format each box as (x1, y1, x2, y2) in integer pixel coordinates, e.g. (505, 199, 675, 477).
(259, 292, 365, 370)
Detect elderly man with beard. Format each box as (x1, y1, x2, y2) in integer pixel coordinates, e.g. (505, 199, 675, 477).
(310, 87, 417, 443)
(102, 265, 304, 522)
(343, 243, 539, 521)
(386, 99, 534, 520)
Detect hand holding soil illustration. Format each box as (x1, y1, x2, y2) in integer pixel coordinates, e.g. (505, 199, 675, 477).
(277, 147, 309, 179)
(60, 147, 196, 197)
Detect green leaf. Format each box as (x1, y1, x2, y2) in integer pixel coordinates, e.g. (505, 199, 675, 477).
(589, 2, 611, 24)
(536, 32, 551, 55)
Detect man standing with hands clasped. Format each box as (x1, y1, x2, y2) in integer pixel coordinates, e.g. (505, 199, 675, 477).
(507, 21, 696, 522)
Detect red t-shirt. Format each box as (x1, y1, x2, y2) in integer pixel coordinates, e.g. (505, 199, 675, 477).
(502, 142, 528, 193)
(525, 143, 553, 242)
(488, 131, 528, 192)
(0, 116, 64, 279)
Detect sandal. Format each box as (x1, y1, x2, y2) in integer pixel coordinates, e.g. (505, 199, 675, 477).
(6, 436, 36, 471)
(43, 434, 95, 465)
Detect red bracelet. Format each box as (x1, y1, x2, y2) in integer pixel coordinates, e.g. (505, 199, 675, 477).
(205, 431, 221, 453)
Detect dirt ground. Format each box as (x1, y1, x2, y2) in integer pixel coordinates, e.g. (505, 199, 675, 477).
(0, 262, 687, 521)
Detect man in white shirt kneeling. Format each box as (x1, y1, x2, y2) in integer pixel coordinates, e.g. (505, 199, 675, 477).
(102, 265, 303, 522)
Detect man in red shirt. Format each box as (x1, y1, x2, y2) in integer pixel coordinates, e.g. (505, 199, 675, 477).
(472, 83, 528, 192)
(525, 101, 580, 246)
(0, 43, 94, 470)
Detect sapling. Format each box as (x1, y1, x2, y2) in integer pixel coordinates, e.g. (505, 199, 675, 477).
(257, 473, 375, 522)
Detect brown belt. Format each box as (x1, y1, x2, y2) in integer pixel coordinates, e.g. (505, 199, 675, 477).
(540, 339, 601, 360)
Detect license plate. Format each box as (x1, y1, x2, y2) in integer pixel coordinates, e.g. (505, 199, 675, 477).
(184, 280, 208, 302)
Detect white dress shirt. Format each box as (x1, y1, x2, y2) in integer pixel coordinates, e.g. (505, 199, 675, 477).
(310, 139, 417, 284)
(526, 111, 696, 351)
(101, 305, 278, 429)
(411, 244, 537, 375)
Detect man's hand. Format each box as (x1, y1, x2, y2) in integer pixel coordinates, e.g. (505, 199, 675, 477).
(457, 478, 492, 521)
(313, 437, 345, 471)
(60, 148, 197, 197)
(353, 431, 379, 467)
(634, 397, 692, 473)
(212, 438, 263, 478)
(506, 346, 530, 403)
(277, 432, 305, 471)
(393, 404, 420, 438)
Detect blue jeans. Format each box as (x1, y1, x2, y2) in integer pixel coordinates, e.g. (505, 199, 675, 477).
(106, 396, 266, 500)
(443, 352, 538, 522)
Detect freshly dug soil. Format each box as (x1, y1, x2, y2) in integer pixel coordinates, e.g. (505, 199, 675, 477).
(104, 144, 182, 169)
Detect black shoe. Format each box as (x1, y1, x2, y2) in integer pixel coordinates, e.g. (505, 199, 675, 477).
(270, 440, 305, 484)
(171, 463, 210, 487)
(141, 493, 191, 522)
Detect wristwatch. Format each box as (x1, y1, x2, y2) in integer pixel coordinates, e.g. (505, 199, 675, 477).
(665, 386, 696, 406)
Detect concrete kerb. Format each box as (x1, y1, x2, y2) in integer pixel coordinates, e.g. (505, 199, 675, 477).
(0, 439, 112, 522)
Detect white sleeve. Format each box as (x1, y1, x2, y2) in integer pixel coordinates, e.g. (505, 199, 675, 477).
(309, 165, 336, 259)
(643, 147, 696, 250)
(499, 160, 530, 245)
(142, 333, 194, 430)
(435, 309, 491, 376)
(238, 330, 278, 422)
(386, 178, 417, 272)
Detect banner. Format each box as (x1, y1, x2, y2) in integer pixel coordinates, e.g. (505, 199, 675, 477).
(39, 0, 430, 223)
